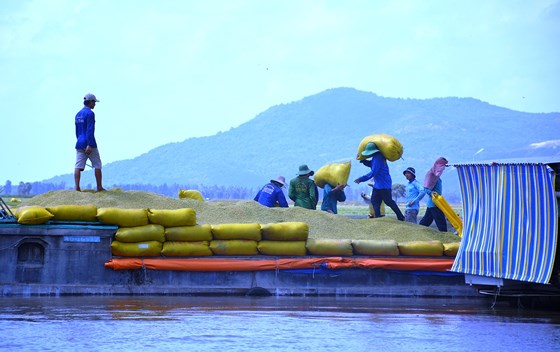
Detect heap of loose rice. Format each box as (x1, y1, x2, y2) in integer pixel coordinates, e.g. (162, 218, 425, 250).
(26, 189, 460, 243)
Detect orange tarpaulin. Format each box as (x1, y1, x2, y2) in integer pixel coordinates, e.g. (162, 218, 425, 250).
(105, 257, 454, 272)
(328, 258, 455, 271)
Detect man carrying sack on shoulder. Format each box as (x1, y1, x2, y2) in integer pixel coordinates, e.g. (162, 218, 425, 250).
(354, 142, 404, 221)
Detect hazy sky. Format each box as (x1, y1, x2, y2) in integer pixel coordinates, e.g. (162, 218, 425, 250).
(1, 0, 559, 184)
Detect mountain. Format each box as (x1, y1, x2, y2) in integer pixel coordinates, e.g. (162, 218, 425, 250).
(46, 88, 560, 196)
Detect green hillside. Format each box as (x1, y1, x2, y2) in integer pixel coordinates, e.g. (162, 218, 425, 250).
(45, 87, 560, 194)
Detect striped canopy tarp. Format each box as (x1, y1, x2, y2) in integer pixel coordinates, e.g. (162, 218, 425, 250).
(451, 163, 558, 284)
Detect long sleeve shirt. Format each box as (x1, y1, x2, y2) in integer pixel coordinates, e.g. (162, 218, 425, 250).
(405, 178, 425, 210)
(356, 152, 392, 189)
(254, 182, 288, 207)
(75, 106, 97, 149)
(288, 177, 318, 209)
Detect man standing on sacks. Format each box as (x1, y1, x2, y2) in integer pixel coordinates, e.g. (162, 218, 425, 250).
(74, 93, 105, 192)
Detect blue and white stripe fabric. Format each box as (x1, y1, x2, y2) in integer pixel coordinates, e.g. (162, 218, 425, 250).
(451, 163, 558, 284)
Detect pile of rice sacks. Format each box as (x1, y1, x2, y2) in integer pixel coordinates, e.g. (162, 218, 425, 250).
(18, 189, 460, 257)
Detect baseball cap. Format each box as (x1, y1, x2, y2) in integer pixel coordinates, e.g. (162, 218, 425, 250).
(84, 93, 100, 102)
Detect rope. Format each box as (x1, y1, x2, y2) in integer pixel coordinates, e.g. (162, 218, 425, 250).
(490, 285, 501, 309)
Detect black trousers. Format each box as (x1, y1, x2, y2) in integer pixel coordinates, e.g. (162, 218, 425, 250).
(371, 188, 404, 221)
(419, 206, 447, 232)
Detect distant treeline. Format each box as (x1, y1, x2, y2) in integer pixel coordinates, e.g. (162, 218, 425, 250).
(2, 180, 388, 203)
(2, 180, 463, 204)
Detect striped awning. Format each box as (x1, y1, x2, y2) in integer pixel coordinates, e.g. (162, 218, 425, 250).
(451, 163, 558, 284)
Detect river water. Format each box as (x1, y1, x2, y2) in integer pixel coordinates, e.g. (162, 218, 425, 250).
(1, 296, 559, 351)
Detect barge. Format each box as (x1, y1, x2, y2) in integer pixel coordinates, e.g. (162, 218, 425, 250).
(1, 159, 558, 306)
(0, 220, 473, 297)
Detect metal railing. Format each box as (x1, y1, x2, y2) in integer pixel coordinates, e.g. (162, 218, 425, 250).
(0, 196, 16, 223)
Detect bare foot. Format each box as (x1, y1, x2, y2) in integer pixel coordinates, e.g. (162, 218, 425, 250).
(75, 187, 81, 192)
(97, 188, 106, 192)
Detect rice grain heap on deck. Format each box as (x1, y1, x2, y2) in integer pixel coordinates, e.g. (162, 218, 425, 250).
(25, 189, 459, 243)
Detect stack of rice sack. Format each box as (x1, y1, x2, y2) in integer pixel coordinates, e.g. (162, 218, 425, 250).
(164, 224, 213, 256)
(12, 204, 461, 258)
(153, 209, 210, 256)
(210, 223, 262, 255)
(102, 208, 198, 257)
(99, 208, 160, 256)
(258, 222, 308, 256)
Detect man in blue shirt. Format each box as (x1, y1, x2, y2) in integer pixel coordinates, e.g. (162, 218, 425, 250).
(354, 142, 404, 221)
(402, 167, 425, 224)
(320, 183, 346, 214)
(74, 93, 105, 192)
(254, 176, 289, 207)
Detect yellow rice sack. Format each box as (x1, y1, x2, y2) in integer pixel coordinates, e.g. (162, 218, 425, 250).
(209, 240, 258, 256)
(398, 240, 444, 256)
(147, 208, 197, 227)
(211, 223, 262, 241)
(97, 208, 148, 227)
(111, 240, 163, 257)
(314, 161, 352, 188)
(15, 206, 54, 225)
(165, 224, 213, 242)
(356, 134, 403, 162)
(368, 201, 386, 217)
(432, 192, 463, 237)
(260, 222, 309, 241)
(46, 204, 98, 222)
(443, 242, 460, 257)
(257, 241, 308, 256)
(162, 241, 213, 256)
(115, 224, 165, 243)
(306, 239, 353, 256)
(351, 240, 399, 256)
(178, 189, 204, 201)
